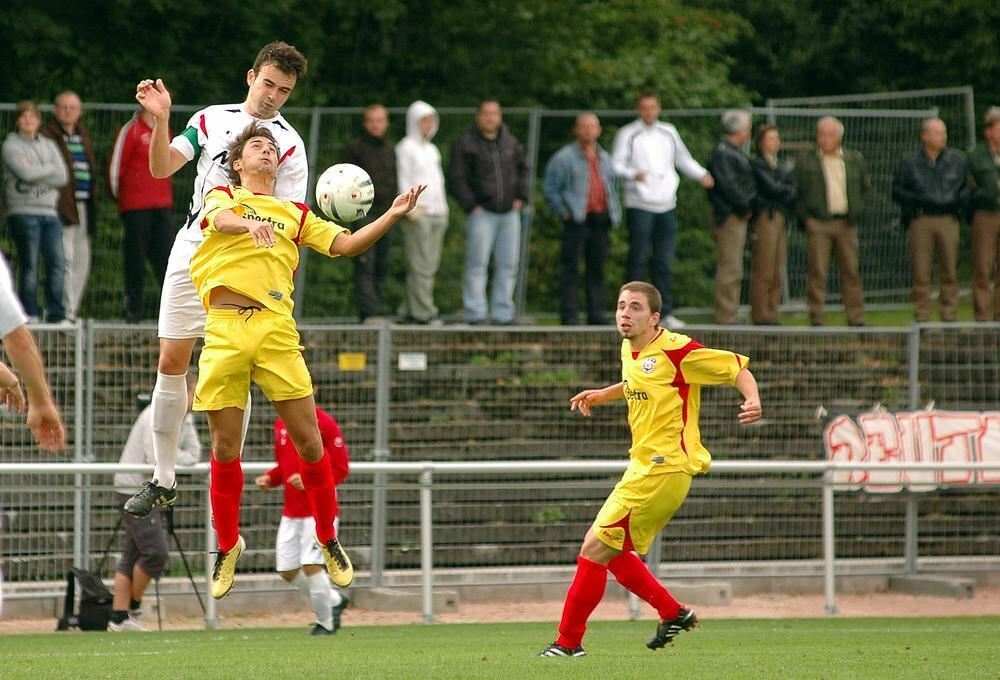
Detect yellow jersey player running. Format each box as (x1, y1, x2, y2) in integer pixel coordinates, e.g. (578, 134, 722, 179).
(191, 122, 424, 599)
(540, 281, 762, 657)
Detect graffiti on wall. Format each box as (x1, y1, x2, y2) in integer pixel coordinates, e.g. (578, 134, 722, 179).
(824, 409, 1000, 492)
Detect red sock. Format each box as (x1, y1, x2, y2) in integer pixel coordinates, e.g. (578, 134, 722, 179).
(607, 551, 681, 620)
(210, 455, 243, 553)
(555, 556, 608, 648)
(299, 454, 336, 543)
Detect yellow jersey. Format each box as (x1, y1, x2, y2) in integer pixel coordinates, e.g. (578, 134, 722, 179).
(190, 185, 348, 316)
(620, 329, 749, 476)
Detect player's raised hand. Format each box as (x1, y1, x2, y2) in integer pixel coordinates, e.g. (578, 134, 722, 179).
(27, 400, 66, 452)
(389, 185, 427, 218)
(0, 362, 26, 414)
(135, 78, 172, 119)
(738, 398, 762, 424)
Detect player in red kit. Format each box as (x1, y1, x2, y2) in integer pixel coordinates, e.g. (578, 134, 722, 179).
(256, 405, 350, 635)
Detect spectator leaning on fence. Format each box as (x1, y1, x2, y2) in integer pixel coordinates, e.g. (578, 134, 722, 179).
(612, 91, 714, 329)
(793, 116, 871, 327)
(43, 91, 98, 322)
(340, 104, 397, 323)
(109, 373, 200, 632)
(891, 118, 969, 323)
(2, 100, 69, 323)
(966, 107, 1000, 322)
(107, 107, 175, 323)
(749, 125, 797, 325)
(448, 99, 529, 325)
(706, 110, 756, 325)
(542, 112, 621, 326)
(395, 100, 449, 325)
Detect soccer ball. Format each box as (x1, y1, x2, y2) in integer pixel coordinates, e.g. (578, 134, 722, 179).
(315, 163, 375, 224)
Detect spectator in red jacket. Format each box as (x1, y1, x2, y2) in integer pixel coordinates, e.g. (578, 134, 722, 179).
(107, 108, 174, 323)
(255, 406, 350, 635)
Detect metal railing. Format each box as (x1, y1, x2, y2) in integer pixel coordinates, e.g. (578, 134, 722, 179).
(1, 459, 998, 626)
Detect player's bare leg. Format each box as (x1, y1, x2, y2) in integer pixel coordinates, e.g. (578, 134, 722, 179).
(206, 406, 246, 599)
(274, 396, 354, 587)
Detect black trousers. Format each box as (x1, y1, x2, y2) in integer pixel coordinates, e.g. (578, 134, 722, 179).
(353, 208, 394, 320)
(559, 211, 612, 325)
(122, 209, 173, 322)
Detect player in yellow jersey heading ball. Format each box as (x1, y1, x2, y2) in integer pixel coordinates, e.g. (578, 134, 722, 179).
(540, 281, 761, 657)
(190, 122, 424, 600)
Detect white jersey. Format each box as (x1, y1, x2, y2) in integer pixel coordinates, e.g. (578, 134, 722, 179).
(170, 103, 308, 242)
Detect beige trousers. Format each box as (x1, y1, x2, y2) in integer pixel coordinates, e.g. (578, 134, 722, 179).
(971, 210, 1000, 321)
(712, 214, 748, 324)
(750, 211, 786, 324)
(908, 214, 959, 322)
(806, 218, 864, 326)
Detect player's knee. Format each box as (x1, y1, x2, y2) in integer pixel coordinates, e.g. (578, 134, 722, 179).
(292, 433, 323, 463)
(277, 569, 299, 583)
(212, 441, 241, 463)
(138, 551, 168, 579)
(157, 339, 194, 374)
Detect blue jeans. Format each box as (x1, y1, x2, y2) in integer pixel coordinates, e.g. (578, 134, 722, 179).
(7, 214, 66, 321)
(463, 209, 520, 323)
(624, 208, 678, 316)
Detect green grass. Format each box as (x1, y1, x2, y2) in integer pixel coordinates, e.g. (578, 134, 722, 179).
(1, 618, 998, 679)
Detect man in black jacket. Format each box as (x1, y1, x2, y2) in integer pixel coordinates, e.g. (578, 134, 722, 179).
(706, 110, 756, 324)
(967, 107, 1000, 321)
(448, 100, 529, 324)
(341, 104, 397, 322)
(891, 118, 969, 322)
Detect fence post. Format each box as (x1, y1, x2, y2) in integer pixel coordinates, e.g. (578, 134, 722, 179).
(73, 322, 89, 569)
(903, 325, 921, 574)
(205, 475, 218, 629)
(292, 107, 324, 323)
(420, 466, 434, 624)
(369, 320, 392, 587)
(515, 107, 543, 319)
(822, 468, 837, 615)
(963, 85, 977, 152)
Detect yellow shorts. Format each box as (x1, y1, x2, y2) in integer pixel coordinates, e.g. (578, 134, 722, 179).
(194, 308, 313, 411)
(591, 469, 692, 555)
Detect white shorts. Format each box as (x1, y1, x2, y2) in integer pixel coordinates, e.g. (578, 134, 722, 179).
(158, 232, 206, 340)
(275, 515, 340, 572)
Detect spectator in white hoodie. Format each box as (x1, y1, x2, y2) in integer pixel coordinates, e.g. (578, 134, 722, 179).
(396, 101, 449, 324)
(612, 91, 714, 328)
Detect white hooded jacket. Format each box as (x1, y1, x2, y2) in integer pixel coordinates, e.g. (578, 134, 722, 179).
(396, 101, 448, 216)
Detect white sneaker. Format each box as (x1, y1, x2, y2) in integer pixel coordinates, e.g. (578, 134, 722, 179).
(108, 616, 147, 632)
(663, 314, 687, 329)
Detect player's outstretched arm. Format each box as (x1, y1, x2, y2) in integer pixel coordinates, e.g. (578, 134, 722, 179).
(735, 368, 762, 424)
(570, 382, 625, 417)
(3, 326, 66, 452)
(136, 78, 188, 178)
(0, 361, 25, 414)
(329, 185, 427, 257)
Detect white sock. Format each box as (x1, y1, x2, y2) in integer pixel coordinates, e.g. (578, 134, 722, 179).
(151, 372, 188, 489)
(307, 571, 335, 630)
(289, 571, 310, 596)
(239, 392, 252, 456)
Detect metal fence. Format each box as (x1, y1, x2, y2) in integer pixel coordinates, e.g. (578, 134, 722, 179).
(1, 322, 998, 623)
(0, 89, 975, 320)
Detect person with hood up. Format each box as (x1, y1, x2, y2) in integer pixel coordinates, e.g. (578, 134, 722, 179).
(396, 101, 449, 324)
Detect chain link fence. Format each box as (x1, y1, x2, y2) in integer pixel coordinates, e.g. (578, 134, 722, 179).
(2, 322, 998, 590)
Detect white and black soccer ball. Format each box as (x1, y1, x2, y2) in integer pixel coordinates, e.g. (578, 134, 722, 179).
(315, 163, 375, 224)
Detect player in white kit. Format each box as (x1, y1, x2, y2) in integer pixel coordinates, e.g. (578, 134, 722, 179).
(125, 42, 310, 516)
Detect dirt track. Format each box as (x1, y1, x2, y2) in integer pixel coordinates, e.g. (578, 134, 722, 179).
(3, 588, 999, 635)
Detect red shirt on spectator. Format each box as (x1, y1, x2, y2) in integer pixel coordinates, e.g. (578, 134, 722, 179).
(264, 408, 350, 518)
(107, 111, 173, 214)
